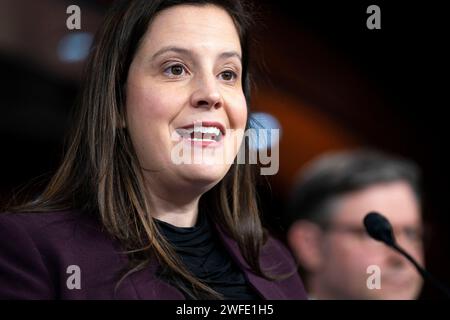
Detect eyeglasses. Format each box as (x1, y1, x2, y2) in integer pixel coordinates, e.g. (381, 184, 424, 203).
(320, 223, 425, 246)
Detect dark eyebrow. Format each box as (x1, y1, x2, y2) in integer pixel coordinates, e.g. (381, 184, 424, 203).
(151, 46, 242, 62)
(218, 51, 242, 62)
(151, 46, 191, 60)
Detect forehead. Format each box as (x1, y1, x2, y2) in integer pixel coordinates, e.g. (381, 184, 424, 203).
(332, 181, 421, 225)
(140, 4, 242, 55)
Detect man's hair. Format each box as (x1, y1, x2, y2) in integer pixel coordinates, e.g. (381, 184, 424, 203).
(285, 148, 422, 228)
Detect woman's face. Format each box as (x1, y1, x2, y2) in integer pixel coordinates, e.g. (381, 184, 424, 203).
(125, 4, 247, 197)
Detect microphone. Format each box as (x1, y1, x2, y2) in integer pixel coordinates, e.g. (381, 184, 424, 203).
(363, 211, 450, 298)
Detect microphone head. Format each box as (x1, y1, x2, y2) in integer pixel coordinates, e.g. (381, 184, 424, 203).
(363, 211, 396, 246)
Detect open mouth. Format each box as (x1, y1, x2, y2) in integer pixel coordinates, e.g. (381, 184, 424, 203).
(175, 122, 225, 143)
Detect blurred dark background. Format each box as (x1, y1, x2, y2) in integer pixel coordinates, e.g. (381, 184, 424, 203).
(0, 0, 448, 299)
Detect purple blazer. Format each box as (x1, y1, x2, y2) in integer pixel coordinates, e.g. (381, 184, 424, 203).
(0, 210, 307, 300)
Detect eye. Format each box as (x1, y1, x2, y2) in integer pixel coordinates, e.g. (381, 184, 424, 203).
(163, 64, 187, 77)
(403, 227, 423, 243)
(219, 70, 238, 82)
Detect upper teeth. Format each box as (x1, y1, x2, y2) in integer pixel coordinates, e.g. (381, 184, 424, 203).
(178, 126, 221, 136)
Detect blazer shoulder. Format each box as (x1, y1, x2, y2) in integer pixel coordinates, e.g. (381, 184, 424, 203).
(0, 211, 69, 298)
(0, 209, 116, 256)
(0, 209, 107, 242)
(0, 210, 121, 299)
(0, 209, 94, 230)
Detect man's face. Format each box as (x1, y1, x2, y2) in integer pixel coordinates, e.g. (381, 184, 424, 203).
(315, 181, 424, 299)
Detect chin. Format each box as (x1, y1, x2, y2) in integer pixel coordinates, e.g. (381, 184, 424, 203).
(366, 285, 421, 300)
(181, 163, 229, 187)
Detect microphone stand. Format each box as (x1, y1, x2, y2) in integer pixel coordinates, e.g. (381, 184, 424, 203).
(364, 211, 450, 299)
(390, 242, 450, 299)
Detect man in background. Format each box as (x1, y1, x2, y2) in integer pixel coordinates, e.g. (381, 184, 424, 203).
(285, 149, 425, 299)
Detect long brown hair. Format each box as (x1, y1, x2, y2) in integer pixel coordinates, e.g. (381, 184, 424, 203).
(6, 0, 270, 299)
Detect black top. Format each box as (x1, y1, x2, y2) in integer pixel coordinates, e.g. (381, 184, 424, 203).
(154, 213, 260, 300)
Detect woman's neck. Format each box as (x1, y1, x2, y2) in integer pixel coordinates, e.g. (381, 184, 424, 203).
(146, 189, 201, 228)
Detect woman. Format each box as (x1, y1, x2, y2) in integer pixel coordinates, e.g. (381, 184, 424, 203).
(0, 0, 307, 300)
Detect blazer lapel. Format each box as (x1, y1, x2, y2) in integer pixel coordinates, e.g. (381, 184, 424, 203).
(114, 221, 288, 300)
(213, 222, 286, 300)
(111, 242, 185, 300)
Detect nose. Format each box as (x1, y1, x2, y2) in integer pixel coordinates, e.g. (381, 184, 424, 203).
(190, 74, 223, 109)
(381, 243, 411, 270)
(396, 235, 425, 267)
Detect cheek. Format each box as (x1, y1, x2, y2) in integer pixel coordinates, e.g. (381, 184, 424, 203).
(125, 82, 184, 167)
(324, 238, 372, 274)
(226, 93, 248, 129)
(126, 82, 177, 121)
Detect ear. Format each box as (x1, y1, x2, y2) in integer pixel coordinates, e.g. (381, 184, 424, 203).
(287, 220, 325, 272)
